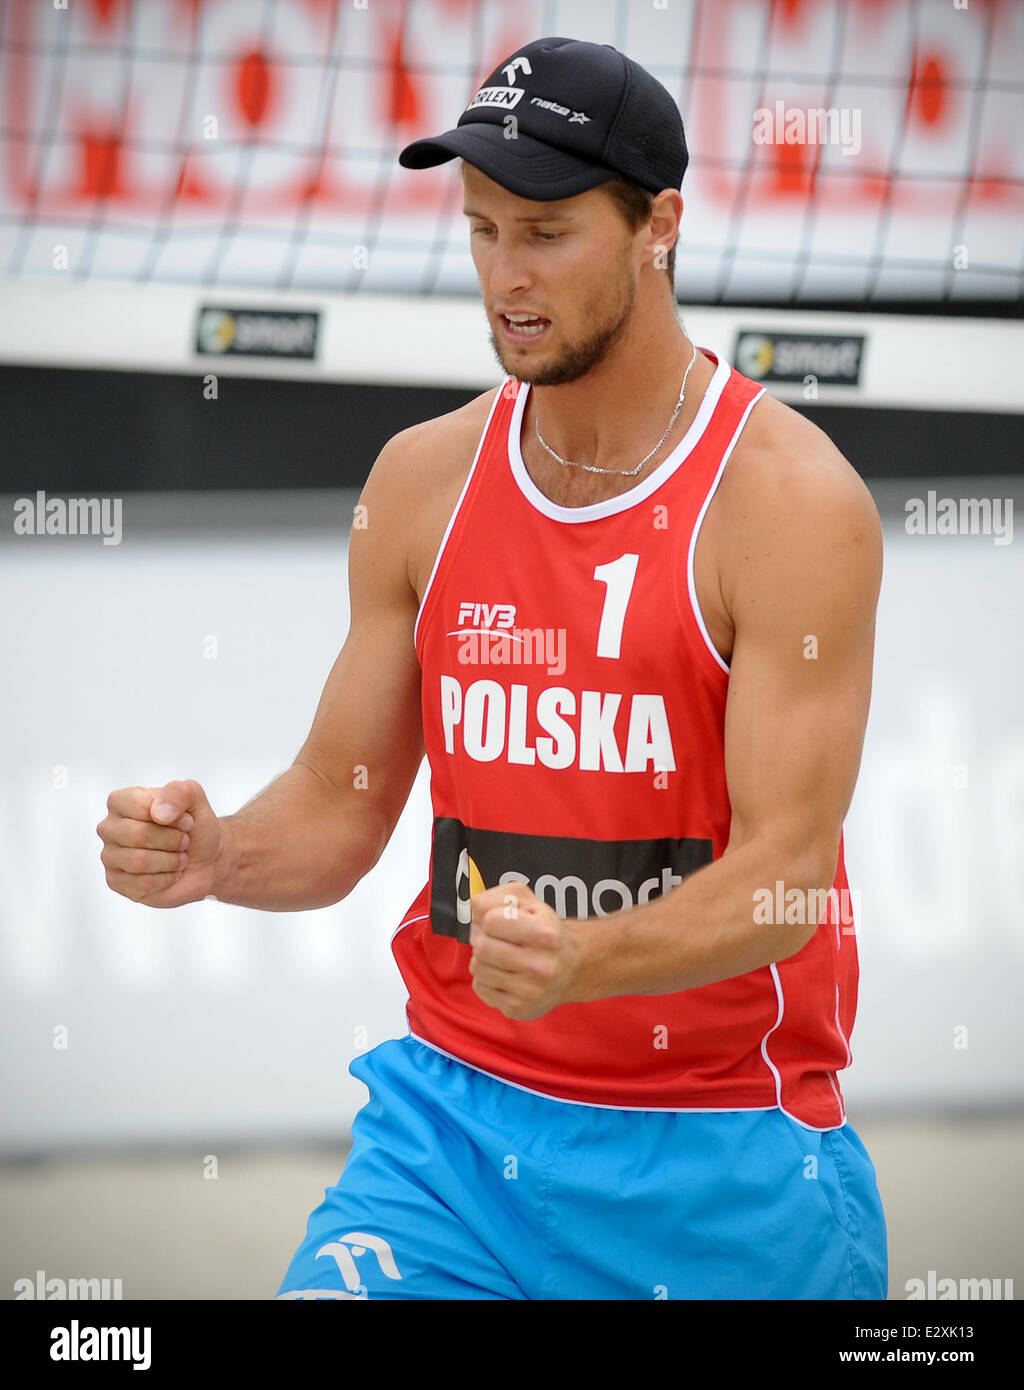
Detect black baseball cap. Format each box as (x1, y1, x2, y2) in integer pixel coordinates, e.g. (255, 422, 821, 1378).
(398, 36, 687, 201)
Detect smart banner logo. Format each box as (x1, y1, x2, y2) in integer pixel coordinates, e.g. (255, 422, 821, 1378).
(735, 331, 865, 386)
(430, 817, 713, 943)
(195, 306, 319, 359)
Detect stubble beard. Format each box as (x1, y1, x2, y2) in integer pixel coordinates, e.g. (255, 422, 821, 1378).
(488, 260, 638, 387)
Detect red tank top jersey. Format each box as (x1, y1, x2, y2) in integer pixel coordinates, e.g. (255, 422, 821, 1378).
(392, 351, 858, 1130)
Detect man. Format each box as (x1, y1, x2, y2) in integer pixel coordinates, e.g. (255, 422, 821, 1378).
(97, 37, 887, 1299)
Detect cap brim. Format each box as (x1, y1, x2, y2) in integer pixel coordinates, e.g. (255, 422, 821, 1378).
(398, 124, 616, 201)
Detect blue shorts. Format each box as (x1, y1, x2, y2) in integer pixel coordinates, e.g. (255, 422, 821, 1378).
(275, 1034, 887, 1300)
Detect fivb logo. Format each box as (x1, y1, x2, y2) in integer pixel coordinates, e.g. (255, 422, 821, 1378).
(455, 601, 517, 632)
(449, 602, 567, 676)
(276, 1233, 402, 1300)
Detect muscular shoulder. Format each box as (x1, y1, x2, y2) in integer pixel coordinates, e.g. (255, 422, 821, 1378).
(355, 387, 499, 599)
(720, 390, 877, 527)
(712, 391, 882, 616)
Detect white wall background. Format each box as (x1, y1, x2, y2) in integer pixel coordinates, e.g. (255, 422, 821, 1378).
(1, 471, 1022, 1153)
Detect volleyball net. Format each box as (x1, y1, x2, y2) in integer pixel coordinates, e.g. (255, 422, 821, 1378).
(0, 0, 1021, 491)
(1, 0, 1021, 304)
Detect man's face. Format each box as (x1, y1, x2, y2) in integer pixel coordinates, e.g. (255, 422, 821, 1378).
(461, 163, 639, 386)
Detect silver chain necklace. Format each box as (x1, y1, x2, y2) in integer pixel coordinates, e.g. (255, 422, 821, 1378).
(533, 342, 699, 477)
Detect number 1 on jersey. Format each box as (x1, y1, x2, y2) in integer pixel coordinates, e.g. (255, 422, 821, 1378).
(593, 553, 639, 659)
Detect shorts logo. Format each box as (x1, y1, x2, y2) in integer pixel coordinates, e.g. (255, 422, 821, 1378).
(276, 1234, 402, 1300)
(466, 86, 524, 111)
(433, 818, 713, 943)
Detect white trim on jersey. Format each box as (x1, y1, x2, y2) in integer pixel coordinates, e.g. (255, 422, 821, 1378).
(390, 911, 429, 945)
(412, 382, 507, 651)
(835, 983, 853, 1068)
(761, 963, 848, 1132)
(761, 962, 787, 1110)
(506, 352, 731, 524)
(686, 384, 767, 675)
(827, 1071, 846, 1114)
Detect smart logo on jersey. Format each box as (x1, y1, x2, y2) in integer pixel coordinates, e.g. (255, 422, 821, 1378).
(432, 818, 713, 942)
(455, 847, 488, 926)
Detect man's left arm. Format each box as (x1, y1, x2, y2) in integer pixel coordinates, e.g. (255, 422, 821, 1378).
(469, 424, 883, 1019)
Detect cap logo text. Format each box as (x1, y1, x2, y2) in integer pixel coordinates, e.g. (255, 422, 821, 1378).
(467, 86, 524, 112)
(529, 97, 590, 123)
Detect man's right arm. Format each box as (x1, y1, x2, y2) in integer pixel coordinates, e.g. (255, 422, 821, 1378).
(97, 427, 427, 912)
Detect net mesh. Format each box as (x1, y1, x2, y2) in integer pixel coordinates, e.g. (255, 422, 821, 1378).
(1, 0, 1021, 303)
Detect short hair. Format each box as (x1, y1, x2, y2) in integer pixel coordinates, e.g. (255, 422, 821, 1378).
(600, 176, 677, 289)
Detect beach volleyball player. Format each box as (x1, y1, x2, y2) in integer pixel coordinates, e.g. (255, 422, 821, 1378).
(97, 37, 888, 1298)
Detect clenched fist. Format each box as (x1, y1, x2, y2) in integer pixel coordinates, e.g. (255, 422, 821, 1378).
(96, 779, 223, 908)
(468, 880, 583, 1022)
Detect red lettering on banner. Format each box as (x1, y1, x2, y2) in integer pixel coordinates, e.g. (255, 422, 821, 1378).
(438, 0, 480, 17)
(174, 157, 209, 202)
(777, 0, 807, 28)
(698, 0, 1019, 213)
(1, 0, 1018, 229)
(769, 142, 810, 198)
(908, 53, 947, 128)
(385, 28, 423, 128)
(237, 50, 273, 127)
(91, 0, 121, 24)
(78, 131, 123, 198)
(2, 0, 532, 217)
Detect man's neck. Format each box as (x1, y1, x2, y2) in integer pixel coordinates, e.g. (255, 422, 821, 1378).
(520, 299, 716, 503)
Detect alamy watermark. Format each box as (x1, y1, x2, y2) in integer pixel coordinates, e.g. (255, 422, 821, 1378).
(13, 490, 122, 545)
(753, 101, 862, 157)
(905, 491, 1012, 545)
(50, 1320, 150, 1371)
(14, 1268, 123, 1299)
(754, 882, 859, 932)
(456, 626, 566, 677)
(905, 1270, 1013, 1300)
